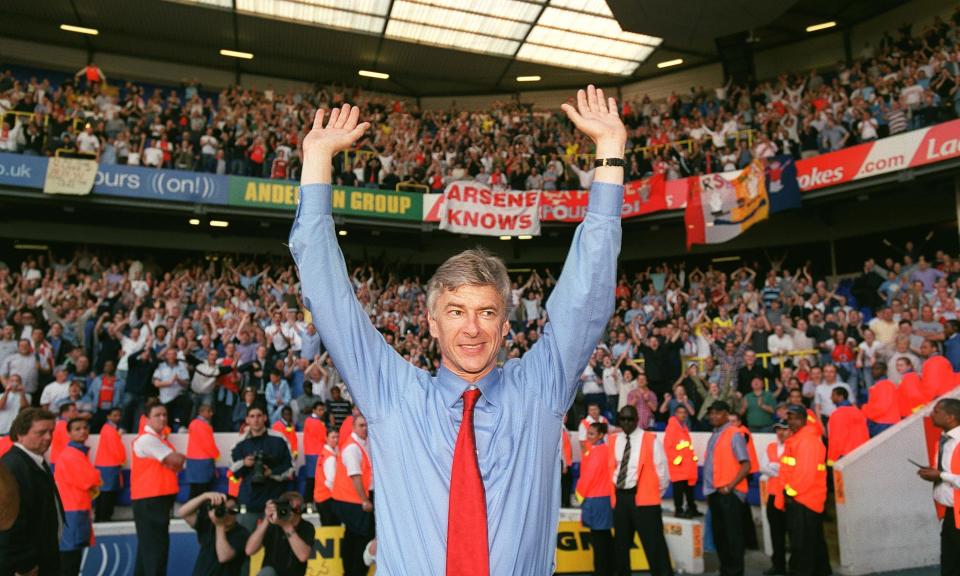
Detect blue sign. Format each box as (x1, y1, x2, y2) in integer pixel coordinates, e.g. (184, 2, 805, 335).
(93, 164, 228, 205)
(0, 152, 47, 189)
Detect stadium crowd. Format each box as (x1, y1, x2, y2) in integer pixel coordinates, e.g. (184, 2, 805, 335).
(4, 12, 960, 191)
(0, 230, 956, 441)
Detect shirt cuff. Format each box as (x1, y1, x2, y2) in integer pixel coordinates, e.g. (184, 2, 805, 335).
(587, 181, 624, 218)
(298, 184, 333, 216)
(942, 472, 960, 489)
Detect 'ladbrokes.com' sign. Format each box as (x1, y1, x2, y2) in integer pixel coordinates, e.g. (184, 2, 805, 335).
(229, 176, 422, 221)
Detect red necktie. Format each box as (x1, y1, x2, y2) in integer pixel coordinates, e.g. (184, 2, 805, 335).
(446, 388, 489, 576)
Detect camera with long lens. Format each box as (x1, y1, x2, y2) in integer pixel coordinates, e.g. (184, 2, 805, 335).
(249, 451, 266, 484)
(274, 496, 301, 521)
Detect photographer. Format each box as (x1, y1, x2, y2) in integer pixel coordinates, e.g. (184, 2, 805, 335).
(229, 403, 294, 528)
(178, 491, 250, 576)
(244, 492, 315, 576)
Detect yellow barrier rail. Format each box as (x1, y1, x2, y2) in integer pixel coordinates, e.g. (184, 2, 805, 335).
(396, 180, 429, 193)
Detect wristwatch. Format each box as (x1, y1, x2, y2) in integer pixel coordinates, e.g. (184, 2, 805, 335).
(594, 157, 626, 168)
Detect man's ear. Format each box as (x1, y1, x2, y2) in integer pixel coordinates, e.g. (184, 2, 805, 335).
(427, 311, 439, 339)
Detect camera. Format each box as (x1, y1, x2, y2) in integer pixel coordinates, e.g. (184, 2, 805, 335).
(274, 496, 301, 521)
(202, 500, 240, 518)
(249, 451, 266, 484)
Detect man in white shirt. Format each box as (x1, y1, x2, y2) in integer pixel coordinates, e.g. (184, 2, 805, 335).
(1, 340, 39, 397)
(152, 348, 190, 431)
(814, 364, 853, 425)
(577, 402, 608, 449)
(39, 367, 71, 410)
(76, 125, 100, 156)
(767, 325, 795, 370)
(611, 404, 672, 576)
(917, 398, 960, 574)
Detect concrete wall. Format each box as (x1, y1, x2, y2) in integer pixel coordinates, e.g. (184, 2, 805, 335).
(753, 32, 845, 80)
(833, 387, 960, 575)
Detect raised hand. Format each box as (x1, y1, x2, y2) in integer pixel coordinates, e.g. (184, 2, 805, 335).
(301, 103, 371, 185)
(561, 85, 627, 155)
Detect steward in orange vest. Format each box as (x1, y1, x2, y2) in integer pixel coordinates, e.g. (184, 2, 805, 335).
(130, 400, 185, 576)
(185, 404, 219, 498)
(302, 401, 328, 503)
(0, 435, 12, 458)
(861, 379, 901, 437)
(575, 422, 613, 576)
(664, 406, 701, 518)
(782, 404, 831, 576)
(917, 398, 960, 574)
(50, 403, 77, 466)
(272, 405, 299, 459)
(826, 387, 869, 466)
(93, 407, 125, 522)
(331, 415, 374, 576)
(55, 418, 101, 576)
(703, 401, 752, 576)
(609, 405, 672, 576)
(761, 420, 791, 575)
(313, 429, 340, 526)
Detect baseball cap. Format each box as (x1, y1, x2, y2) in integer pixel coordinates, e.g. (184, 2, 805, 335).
(773, 418, 788, 429)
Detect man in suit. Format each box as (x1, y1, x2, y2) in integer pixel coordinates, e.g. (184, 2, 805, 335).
(0, 407, 63, 576)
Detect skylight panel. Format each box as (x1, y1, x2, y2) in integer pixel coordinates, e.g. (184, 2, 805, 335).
(516, 43, 640, 75)
(390, 1, 530, 41)
(385, 19, 520, 55)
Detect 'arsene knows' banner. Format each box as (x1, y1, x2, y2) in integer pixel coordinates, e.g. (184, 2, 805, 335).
(44, 157, 97, 195)
(93, 164, 229, 204)
(229, 176, 422, 221)
(685, 159, 769, 249)
(439, 180, 541, 236)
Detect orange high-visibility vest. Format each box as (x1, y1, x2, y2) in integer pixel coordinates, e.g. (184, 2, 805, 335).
(664, 416, 698, 484)
(0, 435, 12, 457)
(575, 440, 611, 502)
(934, 435, 960, 527)
(780, 422, 827, 513)
(50, 419, 68, 464)
(186, 418, 219, 460)
(130, 429, 179, 500)
(737, 424, 760, 473)
(55, 443, 101, 512)
(272, 420, 299, 457)
(898, 372, 927, 417)
(304, 416, 327, 456)
(338, 416, 354, 451)
(606, 431, 661, 507)
(94, 423, 126, 468)
(713, 425, 753, 494)
(313, 445, 337, 503)
(766, 441, 785, 510)
(331, 435, 372, 504)
(827, 405, 870, 465)
(561, 427, 573, 468)
(226, 469, 241, 497)
(861, 380, 901, 425)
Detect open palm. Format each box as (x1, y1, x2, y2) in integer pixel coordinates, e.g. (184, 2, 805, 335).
(302, 103, 371, 158)
(561, 85, 626, 147)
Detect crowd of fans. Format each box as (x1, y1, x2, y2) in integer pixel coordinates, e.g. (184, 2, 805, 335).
(0, 232, 957, 442)
(4, 11, 960, 191)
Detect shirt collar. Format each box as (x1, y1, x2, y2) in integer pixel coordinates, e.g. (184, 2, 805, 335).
(68, 440, 89, 454)
(437, 364, 502, 409)
(14, 443, 46, 468)
(947, 426, 960, 441)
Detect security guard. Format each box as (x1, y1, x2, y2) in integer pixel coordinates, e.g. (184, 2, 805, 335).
(761, 419, 791, 576)
(313, 429, 340, 526)
(93, 407, 126, 522)
(917, 398, 960, 575)
(185, 403, 220, 498)
(576, 421, 613, 576)
(302, 400, 328, 503)
(55, 418, 101, 576)
(664, 405, 700, 518)
(781, 404, 830, 576)
(332, 415, 373, 576)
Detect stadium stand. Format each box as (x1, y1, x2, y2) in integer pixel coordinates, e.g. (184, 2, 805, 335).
(2, 9, 960, 191)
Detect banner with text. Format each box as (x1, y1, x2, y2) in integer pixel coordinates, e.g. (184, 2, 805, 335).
(228, 177, 423, 221)
(0, 152, 47, 189)
(685, 159, 769, 249)
(43, 157, 97, 195)
(438, 181, 541, 236)
(93, 164, 229, 204)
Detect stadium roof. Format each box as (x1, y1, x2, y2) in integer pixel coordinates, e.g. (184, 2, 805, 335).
(0, 0, 906, 96)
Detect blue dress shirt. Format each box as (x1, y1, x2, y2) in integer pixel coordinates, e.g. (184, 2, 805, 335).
(289, 181, 623, 575)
